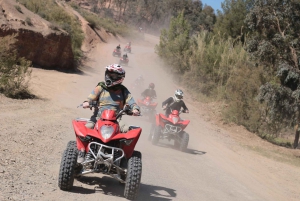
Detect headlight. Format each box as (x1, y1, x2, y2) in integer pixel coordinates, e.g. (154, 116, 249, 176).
(100, 125, 115, 139)
(172, 117, 179, 124)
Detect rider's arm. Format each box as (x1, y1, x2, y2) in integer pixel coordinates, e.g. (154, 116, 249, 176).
(125, 90, 140, 112)
(162, 97, 173, 107)
(153, 90, 157, 98)
(86, 85, 103, 102)
(181, 101, 189, 112)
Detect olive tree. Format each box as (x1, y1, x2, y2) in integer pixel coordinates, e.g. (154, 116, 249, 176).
(245, 0, 300, 148)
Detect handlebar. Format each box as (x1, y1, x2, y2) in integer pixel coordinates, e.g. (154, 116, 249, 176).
(78, 102, 141, 117)
(77, 101, 98, 109)
(162, 106, 187, 114)
(116, 104, 133, 119)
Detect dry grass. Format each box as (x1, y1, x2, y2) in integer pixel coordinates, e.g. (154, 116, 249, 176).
(244, 145, 300, 167)
(69, 3, 134, 37)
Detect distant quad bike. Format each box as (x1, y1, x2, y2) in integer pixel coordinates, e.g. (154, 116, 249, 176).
(124, 45, 131, 53)
(112, 48, 122, 57)
(137, 96, 157, 122)
(149, 109, 190, 152)
(58, 103, 142, 200)
(120, 57, 129, 66)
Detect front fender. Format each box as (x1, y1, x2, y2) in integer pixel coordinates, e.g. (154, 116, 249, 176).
(111, 128, 142, 158)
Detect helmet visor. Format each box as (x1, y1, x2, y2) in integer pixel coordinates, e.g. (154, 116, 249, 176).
(107, 71, 120, 80)
(175, 94, 183, 99)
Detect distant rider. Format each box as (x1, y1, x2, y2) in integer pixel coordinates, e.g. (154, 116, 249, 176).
(134, 75, 144, 86)
(78, 64, 140, 163)
(123, 53, 128, 60)
(116, 44, 121, 51)
(141, 83, 157, 100)
(162, 89, 189, 117)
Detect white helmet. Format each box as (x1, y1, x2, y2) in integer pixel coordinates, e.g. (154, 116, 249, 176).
(174, 89, 183, 102)
(104, 64, 125, 87)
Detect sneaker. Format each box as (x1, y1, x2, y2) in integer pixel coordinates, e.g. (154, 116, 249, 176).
(77, 150, 85, 163)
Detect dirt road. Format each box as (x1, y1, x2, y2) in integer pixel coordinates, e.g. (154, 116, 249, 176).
(1, 9, 300, 201)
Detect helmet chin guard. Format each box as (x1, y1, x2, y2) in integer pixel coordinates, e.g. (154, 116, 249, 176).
(105, 76, 124, 87)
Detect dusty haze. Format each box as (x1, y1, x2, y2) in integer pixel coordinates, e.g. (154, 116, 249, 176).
(0, 3, 300, 201)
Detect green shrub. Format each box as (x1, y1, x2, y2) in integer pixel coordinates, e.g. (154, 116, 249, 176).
(69, 2, 78, 10)
(0, 35, 32, 98)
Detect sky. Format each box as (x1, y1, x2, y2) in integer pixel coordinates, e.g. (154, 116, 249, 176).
(201, 0, 223, 12)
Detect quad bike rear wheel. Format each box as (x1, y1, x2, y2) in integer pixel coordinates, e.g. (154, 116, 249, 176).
(151, 126, 161, 145)
(179, 132, 189, 152)
(58, 141, 78, 191)
(148, 124, 155, 141)
(124, 151, 142, 200)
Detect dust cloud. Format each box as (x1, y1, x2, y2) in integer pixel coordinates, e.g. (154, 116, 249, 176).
(1, 31, 299, 201)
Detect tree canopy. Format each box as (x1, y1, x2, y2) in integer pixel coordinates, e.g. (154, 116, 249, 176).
(245, 0, 300, 138)
(214, 0, 254, 39)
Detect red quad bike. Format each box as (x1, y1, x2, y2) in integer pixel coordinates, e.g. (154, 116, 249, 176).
(149, 109, 190, 152)
(112, 48, 122, 57)
(120, 57, 129, 66)
(137, 96, 157, 121)
(124, 45, 131, 53)
(58, 104, 142, 200)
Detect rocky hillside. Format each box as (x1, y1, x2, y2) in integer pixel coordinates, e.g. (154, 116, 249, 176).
(0, 0, 74, 70)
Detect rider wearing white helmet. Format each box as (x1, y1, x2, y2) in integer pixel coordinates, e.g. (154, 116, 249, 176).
(162, 89, 189, 117)
(78, 64, 140, 163)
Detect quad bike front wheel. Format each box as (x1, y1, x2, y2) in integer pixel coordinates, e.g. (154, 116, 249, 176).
(179, 132, 189, 152)
(151, 126, 161, 145)
(124, 151, 142, 200)
(148, 124, 155, 141)
(58, 141, 78, 191)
